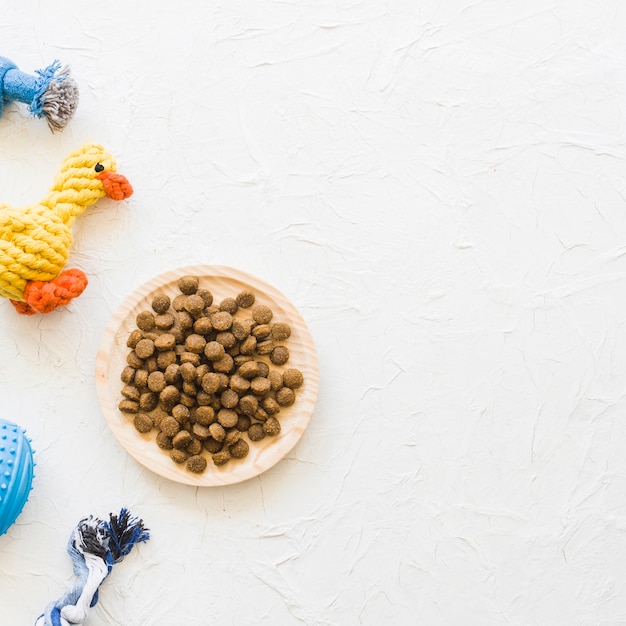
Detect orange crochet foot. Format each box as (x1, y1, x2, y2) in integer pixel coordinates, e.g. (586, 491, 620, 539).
(19, 269, 89, 315)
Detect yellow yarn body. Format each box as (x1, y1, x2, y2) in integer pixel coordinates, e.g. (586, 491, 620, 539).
(0, 144, 116, 302)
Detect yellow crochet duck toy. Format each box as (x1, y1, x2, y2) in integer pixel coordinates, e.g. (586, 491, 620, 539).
(0, 143, 133, 315)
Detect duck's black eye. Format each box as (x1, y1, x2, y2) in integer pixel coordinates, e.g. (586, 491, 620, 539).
(94, 163, 105, 172)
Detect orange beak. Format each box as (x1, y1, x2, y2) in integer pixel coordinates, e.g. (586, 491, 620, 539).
(96, 171, 133, 201)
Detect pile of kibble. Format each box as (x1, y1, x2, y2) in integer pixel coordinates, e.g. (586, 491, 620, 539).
(117, 275, 304, 473)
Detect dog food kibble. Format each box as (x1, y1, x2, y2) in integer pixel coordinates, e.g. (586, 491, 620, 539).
(229, 438, 249, 459)
(136, 311, 156, 331)
(263, 417, 281, 437)
(178, 275, 199, 295)
(235, 290, 255, 308)
(170, 449, 188, 464)
(134, 413, 154, 433)
(152, 294, 171, 314)
(187, 454, 207, 473)
(276, 387, 296, 407)
(252, 305, 273, 325)
(270, 346, 289, 366)
(283, 368, 304, 389)
(271, 322, 291, 341)
(118, 278, 306, 472)
(248, 423, 265, 441)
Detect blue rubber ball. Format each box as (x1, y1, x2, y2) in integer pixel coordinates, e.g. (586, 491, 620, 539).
(0, 419, 34, 535)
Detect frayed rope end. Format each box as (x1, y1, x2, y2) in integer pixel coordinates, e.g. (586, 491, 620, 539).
(35, 508, 149, 626)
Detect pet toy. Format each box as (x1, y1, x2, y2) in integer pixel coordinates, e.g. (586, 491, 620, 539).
(0, 56, 79, 132)
(0, 418, 34, 535)
(0, 143, 133, 315)
(35, 508, 150, 626)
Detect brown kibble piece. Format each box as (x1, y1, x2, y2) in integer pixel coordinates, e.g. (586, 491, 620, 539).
(201, 372, 221, 394)
(283, 368, 304, 389)
(155, 313, 175, 330)
(120, 366, 136, 384)
(216, 331, 236, 349)
(236, 415, 252, 431)
(164, 363, 181, 385)
(147, 371, 166, 393)
(256, 340, 274, 355)
(276, 387, 296, 407)
(134, 413, 153, 433)
(193, 317, 212, 335)
(251, 377, 271, 395)
(126, 329, 143, 349)
(194, 406, 215, 426)
(121, 385, 140, 402)
(178, 275, 199, 295)
(261, 397, 281, 415)
(235, 290, 255, 308)
(211, 311, 233, 331)
(185, 333, 207, 354)
(271, 322, 291, 341)
(170, 449, 189, 464)
(184, 294, 205, 317)
(204, 341, 225, 361)
(209, 422, 226, 442)
(177, 311, 194, 332)
(229, 438, 250, 459)
(179, 362, 196, 383)
(238, 361, 260, 379)
(248, 423, 266, 441)
(220, 389, 239, 409)
(151, 294, 171, 314)
(252, 304, 273, 324)
(252, 324, 271, 339)
(220, 297, 238, 314)
(268, 370, 283, 391)
(186, 439, 203, 455)
(156, 432, 173, 450)
(212, 450, 231, 466)
(212, 354, 234, 373)
(239, 395, 258, 417)
(203, 438, 223, 453)
(157, 350, 177, 370)
(231, 319, 252, 341)
(179, 352, 201, 367)
(160, 385, 180, 410)
(118, 399, 139, 414)
(160, 415, 180, 437)
(187, 455, 207, 473)
(126, 351, 144, 369)
(263, 416, 281, 436)
(239, 336, 257, 355)
(224, 429, 240, 446)
(192, 423, 211, 440)
(136, 311, 156, 331)
(270, 345, 289, 366)
(172, 404, 190, 423)
(229, 374, 251, 394)
(172, 294, 187, 311)
(154, 334, 176, 352)
(196, 288, 213, 307)
(139, 392, 157, 412)
(217, 408, 238, 428)
(172, 430, 193, 449)
(134, 369, 149, 389)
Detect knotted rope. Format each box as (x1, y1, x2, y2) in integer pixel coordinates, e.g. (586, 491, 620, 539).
(35, 508, 150, 626)
(0, 56, 79, 132)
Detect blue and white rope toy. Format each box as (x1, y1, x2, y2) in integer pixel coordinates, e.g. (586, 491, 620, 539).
(35, 508, 150, 626)
(0, 56, 79, 132)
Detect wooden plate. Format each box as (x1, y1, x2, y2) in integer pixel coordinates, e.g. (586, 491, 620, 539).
(95, 265, 319, 486)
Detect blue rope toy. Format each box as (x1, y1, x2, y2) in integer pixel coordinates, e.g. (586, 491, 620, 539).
(35, 508, 150, 626)
(0, 56, 79, 132)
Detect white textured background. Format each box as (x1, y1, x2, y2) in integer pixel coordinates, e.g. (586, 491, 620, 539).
(1, 1, 626, 624)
